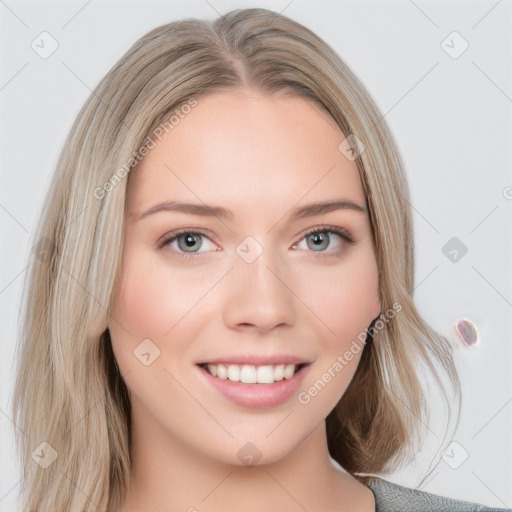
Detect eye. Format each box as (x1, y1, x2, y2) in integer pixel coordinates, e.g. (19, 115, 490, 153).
(157, 228, 218, 257)
(292, 226, 353, 254)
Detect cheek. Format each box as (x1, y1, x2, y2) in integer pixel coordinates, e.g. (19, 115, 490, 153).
(109, 248, 226, 383)
(112, 254, 205, 342)
(108, 253, 209, 410)
(109, 255, 176, 377)
(296, 254, 379, 412)
(114, 272, 168, 343)
(297, 249, 380, 340)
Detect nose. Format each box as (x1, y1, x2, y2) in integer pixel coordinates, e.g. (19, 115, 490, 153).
(222, 244, 297, 334)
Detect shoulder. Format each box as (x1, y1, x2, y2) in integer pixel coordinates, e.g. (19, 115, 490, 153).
(364, 476, 511, 512)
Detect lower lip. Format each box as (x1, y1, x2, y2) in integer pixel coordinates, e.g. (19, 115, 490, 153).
(197, 364, 310, 409)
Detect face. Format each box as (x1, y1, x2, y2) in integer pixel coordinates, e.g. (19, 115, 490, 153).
(109, 90, 381, 467)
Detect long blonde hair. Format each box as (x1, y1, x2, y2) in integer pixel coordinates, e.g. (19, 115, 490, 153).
(12, 8, 461, 511)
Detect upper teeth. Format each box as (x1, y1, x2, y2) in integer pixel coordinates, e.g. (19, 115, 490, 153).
(206, 363, 298, 384)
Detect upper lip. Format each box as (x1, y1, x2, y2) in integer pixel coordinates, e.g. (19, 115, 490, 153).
(197, 354, 313, 366)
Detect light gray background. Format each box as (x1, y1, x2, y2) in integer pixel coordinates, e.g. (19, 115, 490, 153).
(1, 0, 511, 510)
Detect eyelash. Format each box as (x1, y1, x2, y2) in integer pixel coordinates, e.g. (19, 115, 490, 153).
(157, 225, 354, 261)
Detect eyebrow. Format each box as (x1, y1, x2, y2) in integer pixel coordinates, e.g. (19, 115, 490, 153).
(136, 199, 366, 222)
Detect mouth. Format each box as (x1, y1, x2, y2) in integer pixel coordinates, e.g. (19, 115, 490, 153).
(197, 362, 309, 385)
(196, 360, 312, 408)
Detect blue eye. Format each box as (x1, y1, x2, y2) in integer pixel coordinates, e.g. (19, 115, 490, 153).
(158, 225, 353, 259)
(294, 226, 353, 253)
(158, 229, 217, 255)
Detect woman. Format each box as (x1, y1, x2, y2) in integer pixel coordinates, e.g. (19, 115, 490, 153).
(12, 7, 510, 512)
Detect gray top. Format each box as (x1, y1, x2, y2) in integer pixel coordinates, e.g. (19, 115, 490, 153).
(365, 477, 512, 512)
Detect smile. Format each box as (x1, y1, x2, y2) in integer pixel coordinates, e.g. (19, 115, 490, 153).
(199, 363, 305, 384)
(197, 362, 311, 409)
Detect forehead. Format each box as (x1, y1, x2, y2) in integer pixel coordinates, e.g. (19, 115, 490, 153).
(126, 91, 365, 220)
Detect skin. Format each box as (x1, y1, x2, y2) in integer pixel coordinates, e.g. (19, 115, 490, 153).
(109, 90, 381, 512)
